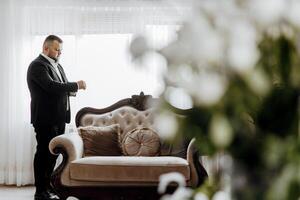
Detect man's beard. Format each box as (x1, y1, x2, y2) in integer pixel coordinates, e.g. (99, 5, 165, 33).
(50, 55, 60, 63)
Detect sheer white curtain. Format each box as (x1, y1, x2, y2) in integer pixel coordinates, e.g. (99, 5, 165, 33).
(28, 0, 191, 34)
(0, 0, 189, 185)
(0, 0, 35, 186)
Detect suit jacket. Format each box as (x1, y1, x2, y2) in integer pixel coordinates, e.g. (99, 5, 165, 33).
(27, 55, 78, 126)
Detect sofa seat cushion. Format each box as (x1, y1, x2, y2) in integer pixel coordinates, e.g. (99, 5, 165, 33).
(70, 156, 190, 183)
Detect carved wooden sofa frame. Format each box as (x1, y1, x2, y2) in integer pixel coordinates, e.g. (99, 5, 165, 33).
(49, 92, 208, 200)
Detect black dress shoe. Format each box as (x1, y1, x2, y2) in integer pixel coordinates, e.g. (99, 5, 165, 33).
(34, 191, 59, 200)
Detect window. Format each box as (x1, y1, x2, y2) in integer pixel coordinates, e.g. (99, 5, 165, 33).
(31, 32, 171, 122)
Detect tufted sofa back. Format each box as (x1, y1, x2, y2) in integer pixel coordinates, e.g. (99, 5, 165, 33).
(78, 106, 156, 138)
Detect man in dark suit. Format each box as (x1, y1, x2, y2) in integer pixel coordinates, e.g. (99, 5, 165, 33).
(27, 35, 86, 200)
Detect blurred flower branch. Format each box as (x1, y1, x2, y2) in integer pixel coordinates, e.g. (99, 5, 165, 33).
(131, 0, 300, 199)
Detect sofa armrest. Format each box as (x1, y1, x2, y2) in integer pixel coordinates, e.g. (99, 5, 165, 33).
(49, 132, 84, 162)
(186, 138, 196, 163)
(186, 138, 208, 187)
(49, 132, 84, 187)
(186, 138, 198, 187)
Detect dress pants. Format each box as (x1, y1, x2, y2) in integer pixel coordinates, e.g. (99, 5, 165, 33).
(33, 123, 65, 193)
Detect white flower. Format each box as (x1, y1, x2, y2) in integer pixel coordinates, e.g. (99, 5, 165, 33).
(164, 87, 193, 110)
(200, 0, 240, 31)
(165, 64, 194, 86)
(159, 40, 190, 66)
(188, 72, 228, 107)
(247, 0, 287, 26)
(245, 68, 270, 96)
(194, 192, 209, 200)
(167, 65, 227, 107)
(161, 187, 193, 200)
(197, 0, 219, 15)
(193, 28, 224, 65)
(158, 172, 193, 200)
(286, 0, 300, 28)
(228, 43, 259, 75)
(154, 111, 178, 140)
(168, 66, 227, 106)
(158, 172, 186, 194)
(229, 19, 257, 45)
(212, 191, 231, 200)
(209, 114, 233, 148)
(227, 19, 259, 74)
(180, 15, 225, 65)
(130, 36, 150, 59)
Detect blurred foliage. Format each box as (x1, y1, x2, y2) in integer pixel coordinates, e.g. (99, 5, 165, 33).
(161, 35, 300, 200)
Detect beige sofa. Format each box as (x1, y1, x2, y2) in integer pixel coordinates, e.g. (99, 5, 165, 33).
(49, 93, 207, 200)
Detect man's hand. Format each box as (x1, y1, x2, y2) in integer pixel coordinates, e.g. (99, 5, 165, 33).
(77, 80, 86, 90)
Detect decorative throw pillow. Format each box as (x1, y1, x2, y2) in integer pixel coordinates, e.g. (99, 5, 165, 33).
(121, 127, 161, 156)
(78, 124, 122, 156)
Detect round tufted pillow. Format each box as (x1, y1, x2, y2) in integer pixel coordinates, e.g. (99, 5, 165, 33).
(121, 127, 161, 156)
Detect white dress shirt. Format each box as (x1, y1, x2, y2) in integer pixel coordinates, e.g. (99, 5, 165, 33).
(41, 53, 64, 82)
(41, 53, 75, 110)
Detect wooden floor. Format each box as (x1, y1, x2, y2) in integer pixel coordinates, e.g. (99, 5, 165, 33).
(0, 185, 78, 200)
